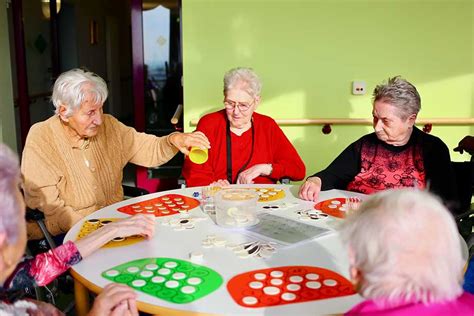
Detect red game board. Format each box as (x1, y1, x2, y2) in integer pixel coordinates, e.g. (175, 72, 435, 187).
(227, 266, 355, 308)
(117, 194, 200, 217)
(314, 197, 361, 218)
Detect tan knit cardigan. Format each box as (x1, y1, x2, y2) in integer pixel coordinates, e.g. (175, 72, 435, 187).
(21, 114, 178, 239)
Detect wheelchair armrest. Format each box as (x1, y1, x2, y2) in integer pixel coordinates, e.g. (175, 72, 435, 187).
(122, 185, 149, 197)
(25, 208, 57, 249)
(25, 208, 45, 221)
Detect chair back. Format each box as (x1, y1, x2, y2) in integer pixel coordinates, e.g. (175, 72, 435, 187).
(452, 161, 473, 212)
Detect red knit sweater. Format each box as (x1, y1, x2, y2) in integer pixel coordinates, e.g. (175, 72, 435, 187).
(182, 110, 306, 187)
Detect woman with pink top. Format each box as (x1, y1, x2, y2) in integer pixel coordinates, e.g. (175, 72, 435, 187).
(0, 144, 155, 315)
(339, 189, 474, 315)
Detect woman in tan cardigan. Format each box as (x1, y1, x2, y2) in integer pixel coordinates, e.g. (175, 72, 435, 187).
(22, 68, 209, 239)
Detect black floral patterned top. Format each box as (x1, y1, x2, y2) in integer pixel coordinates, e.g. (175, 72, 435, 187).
(312, 127, 457, 211)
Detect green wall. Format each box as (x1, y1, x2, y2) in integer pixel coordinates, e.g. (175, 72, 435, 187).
(183, 0, 473, 181)
(0, 5, 17, 152)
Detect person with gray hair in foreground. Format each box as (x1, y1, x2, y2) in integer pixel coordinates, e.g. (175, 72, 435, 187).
(0, 143, 156, 315)
(21, 68, 210, 240)
(299, 77, 457, 212)
(340, 189, 474, 315)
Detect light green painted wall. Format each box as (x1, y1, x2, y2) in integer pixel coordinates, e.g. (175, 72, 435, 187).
(183, 0, 473, 181)
(0, 4, 17, 152)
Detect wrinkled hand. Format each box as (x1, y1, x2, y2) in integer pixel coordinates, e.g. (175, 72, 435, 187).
(89, 283, 138, 316)
(109, 214, 155, 239)
(210, 179, 231, 187)
(75, 214, 156, 258)
(298, 177, 322, 202)
(236, 164, 272, 184)
(27, 299, 64, 316)
(169, 131, 210, 155)
(454, 136, 474, 155)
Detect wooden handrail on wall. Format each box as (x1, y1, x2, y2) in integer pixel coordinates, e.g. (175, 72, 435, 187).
(190, 117, 474, 134)
(171, 104, 183, 125)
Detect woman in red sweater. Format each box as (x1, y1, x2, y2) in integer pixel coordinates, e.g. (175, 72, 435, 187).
(182, 67, 305, 187)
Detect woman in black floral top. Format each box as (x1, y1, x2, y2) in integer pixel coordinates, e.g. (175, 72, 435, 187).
(299, 76, 457, 212)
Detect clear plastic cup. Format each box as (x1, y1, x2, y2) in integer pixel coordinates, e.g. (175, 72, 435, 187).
(215, 189, 259, 228)
(201, 186, 220, 215)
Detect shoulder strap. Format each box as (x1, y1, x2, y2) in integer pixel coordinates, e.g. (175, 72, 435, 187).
(226, 119, 233, 183)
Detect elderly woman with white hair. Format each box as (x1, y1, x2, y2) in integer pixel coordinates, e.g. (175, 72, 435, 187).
(182, 67, 305, 186)
(340, 189, 474, 315)
(300, 76, 457, 212)
(21, 68, 209, 239)
(0, 144, 157, 315)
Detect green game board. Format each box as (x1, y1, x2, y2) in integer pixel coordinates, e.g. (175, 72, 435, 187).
(102, 258, 223, 304)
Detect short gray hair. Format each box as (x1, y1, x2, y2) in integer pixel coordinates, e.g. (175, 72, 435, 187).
(372, 76, 421, 119)
(339, 189, 463, 304)
(52, 68, 108, 117)
(0, 144, 22, 244)
(223, 67, 262, 98)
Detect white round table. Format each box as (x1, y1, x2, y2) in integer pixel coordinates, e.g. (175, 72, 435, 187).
(65, 185, 365, 315)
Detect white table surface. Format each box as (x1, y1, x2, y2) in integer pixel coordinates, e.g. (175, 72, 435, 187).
(65, 185, 366, 315)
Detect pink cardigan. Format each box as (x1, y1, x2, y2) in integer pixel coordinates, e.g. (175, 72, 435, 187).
(345, 292, 474, 315)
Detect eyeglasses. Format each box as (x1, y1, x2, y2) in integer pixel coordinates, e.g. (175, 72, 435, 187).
(223, 99, 254, 112)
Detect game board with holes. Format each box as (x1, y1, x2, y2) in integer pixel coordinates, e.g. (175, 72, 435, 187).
(76, 218, 144, 248)
(227, 265, 355, 308)
(314, 197, 362, 218)
(117, 194, 200, 217)
(203, 187, 286, 202)
(102, 258, 223, 304)
(252, 187, 285, 202)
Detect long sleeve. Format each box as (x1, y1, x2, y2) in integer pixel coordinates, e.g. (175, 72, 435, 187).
(422, 133, 458, 212)
(22, 115, 180, 239)
(182, 111, 305, 186)
(312, 140, 361, 190)
(4, 241, 82, 290)
(267, 121, 305, 181)
(110, 116, 179, 168)
(182, 115, 219, 187)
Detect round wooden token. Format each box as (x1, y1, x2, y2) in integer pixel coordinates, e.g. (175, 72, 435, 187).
(323, 279, 338, 287)
(281, 292, 297, 301)
(242, 296, 258, 305)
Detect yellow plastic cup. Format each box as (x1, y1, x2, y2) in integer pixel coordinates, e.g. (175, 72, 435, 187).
(189, 147, 208, 164)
